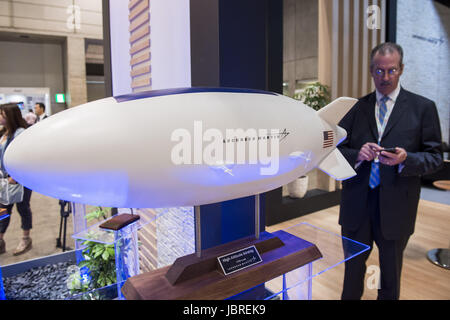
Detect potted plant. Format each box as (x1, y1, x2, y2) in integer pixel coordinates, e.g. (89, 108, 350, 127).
(287, 82, 331, 198)
(67, 206, 117, 299)
(294, 81, 331, 111)
(287, 174, 309, 198)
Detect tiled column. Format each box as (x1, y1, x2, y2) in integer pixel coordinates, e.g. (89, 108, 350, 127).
(66, 36, 88, 108)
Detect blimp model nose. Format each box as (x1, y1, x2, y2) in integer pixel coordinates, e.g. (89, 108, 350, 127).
(4, 97, 132, 206)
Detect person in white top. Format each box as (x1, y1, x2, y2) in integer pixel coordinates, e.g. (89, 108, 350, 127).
(0, 103, 33, 256)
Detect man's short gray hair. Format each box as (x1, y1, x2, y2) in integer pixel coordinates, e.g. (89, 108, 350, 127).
(370, 42, 404, 69)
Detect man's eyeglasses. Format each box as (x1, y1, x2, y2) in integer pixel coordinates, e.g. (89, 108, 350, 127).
(374, 68, 399, 77)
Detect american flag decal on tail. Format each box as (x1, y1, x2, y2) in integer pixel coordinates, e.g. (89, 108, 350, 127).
(323, 130, 334, 148)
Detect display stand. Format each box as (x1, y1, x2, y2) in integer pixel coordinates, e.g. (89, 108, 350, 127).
(228, 222, 370, 300)
(71, 206, 369, 300)
(121, 221, 369, 300)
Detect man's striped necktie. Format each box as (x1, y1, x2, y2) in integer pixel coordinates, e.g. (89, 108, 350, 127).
(369, 95, 389, 189)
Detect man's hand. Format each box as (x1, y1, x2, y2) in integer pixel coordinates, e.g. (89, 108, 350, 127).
(379, 147, 407, 166)
(7, 177, 17, 184)
(357, 142, 382, 162)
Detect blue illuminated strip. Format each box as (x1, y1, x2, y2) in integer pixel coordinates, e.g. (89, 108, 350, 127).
(114, 87, 278, 103)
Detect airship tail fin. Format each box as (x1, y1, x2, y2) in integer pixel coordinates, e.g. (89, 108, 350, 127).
(317, 97, 358, 124)
(317, 149, 356, 181)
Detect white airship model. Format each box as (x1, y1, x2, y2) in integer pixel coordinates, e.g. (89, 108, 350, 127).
(4, 87, 357, 208)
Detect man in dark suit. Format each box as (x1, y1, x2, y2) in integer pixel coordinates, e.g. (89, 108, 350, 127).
(338, 42, 442, 300)
(34, 102, 48, 122)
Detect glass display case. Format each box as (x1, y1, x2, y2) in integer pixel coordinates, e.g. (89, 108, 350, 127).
(227, 222, 370, 300)
(70, 202, 87, 263)
(69, 206, 369, 300)
(71, 212, 149, 299)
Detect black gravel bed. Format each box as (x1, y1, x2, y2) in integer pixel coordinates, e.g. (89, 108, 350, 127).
(2, 261, 76, 300)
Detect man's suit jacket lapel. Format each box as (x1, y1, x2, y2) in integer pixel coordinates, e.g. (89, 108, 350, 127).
(381, 87, 408, 141)
(363, 92, 379, 141)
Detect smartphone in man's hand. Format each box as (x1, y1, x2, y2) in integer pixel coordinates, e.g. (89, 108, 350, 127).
(381, 147, 397, 153)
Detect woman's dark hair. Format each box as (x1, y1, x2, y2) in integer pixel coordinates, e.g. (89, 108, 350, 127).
(0, 103, 29, 138)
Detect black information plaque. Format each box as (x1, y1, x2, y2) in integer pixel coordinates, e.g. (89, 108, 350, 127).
(217, 245, 263, 276)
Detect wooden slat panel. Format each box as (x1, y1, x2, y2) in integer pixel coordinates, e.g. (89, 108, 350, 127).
(129, 0, 151, 93)
(129, 11, 149, 32)
(137, 208, 158, 269)
(139, 259, 152, 273)
(130, 51, 151, 66)
(139, 233, 157, 259)
(130, 24, 150, 43)
(139, 245, 158, 269)
(129, 0, 149, 21)
(140, 253, 156, 271)
(337, 0, 343, 98)
(139, 239, 158, 267)
(331, 0, 339, 100)
(136, 208, 157, 221)
(139, 232, 157, 253)
(141, 217, 156, 237)
(129, 38, 150, 55)
(370, 0, 378, 92)
(132, 86, 152, 93)
(352, 0, 360, 98)
(131, 60, 150, 71)
(361, 0, 369, 96)
(318, 0, 333, 87)
(342, 0, 349, 96)
(138, 245, 157, 271)
(137, 206, 158, 272)
(139, 224, 157, 244)
(380, 0, 386, 43)
(129, 0, 143, 10)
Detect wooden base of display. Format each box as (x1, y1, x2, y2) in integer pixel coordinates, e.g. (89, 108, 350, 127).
(121, 230, 322, 300)
(99, 213, 140, 231)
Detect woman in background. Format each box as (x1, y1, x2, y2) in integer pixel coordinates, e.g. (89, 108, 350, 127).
(0, 103, 33, 256)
